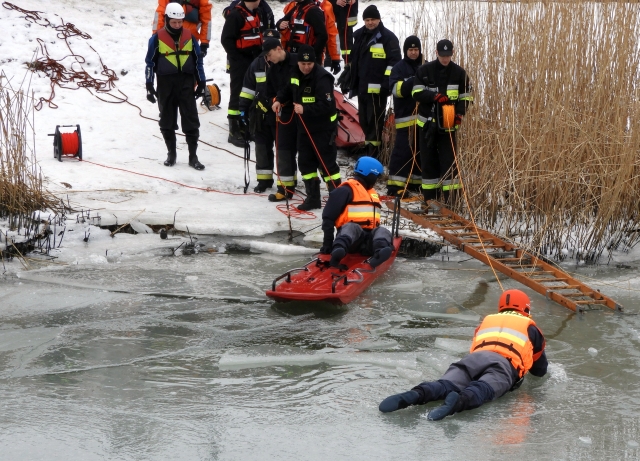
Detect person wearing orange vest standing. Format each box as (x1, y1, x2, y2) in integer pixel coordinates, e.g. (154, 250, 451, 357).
(328, 0, 357, 63)
(153, 0, 213, 58)
(222, 0, 266, 147)
(320, 156, 393, 269)
(276, 0, 328, 65)
(379, 289, 548, 421)
(145, 3, 206, 170)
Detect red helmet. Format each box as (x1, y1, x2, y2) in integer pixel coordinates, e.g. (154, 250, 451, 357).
(498, 289, 531, 316)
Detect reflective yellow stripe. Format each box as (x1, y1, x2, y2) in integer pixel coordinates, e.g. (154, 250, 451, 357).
(395, 115, 416, 129)
(384, 66, 392, 76)
(411, 85, 425, 96)
(387, 179, 406, 187)
(348, 210, 381, 220)
(240, 92, 255, 100)
(446, 85, 459, 100)
(370, 44, 385, 59)
(330, 113, 337, 122)
(368, 83, 381, 94)
(291, 78, 299, 85)
(256, 173, 273, 180)
(368, 140, 381, 146)
(256, 76, 266, 83)
(228, 109, 241, 116)
(302, 97, 315, 103)
(393, 81, 403, 97)
(422, 183, 440, 190)
(158, 40, 178, 68)
(323, 172, 341, 181)
(302, 172, 319, 180)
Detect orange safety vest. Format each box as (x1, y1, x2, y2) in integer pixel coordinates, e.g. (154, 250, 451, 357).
(281, 0, 339, 61)
(282, 2, 316, 50)
(235, 4, 263, 50)
(470, 311, 544, 378)
(335, 179, 382, 229)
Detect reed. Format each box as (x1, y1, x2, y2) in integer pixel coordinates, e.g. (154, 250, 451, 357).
(0, 71, 59, 232)
(406, 0, 640, 261)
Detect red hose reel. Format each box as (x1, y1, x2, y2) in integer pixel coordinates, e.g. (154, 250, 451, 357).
(50, 125, 82, 162)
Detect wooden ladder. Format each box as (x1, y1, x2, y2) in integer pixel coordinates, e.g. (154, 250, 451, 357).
(389, 200, 623, 313)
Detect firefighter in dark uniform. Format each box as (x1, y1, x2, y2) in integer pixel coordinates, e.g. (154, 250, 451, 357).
(346, 5, 401, 159)
(411, 39, 472, 204)
(277, 44, 341, 211)
(239, 29, 281, 193)
(328, 0, 357, 63)
(386, 36, 423, 196)
(320, 156, 393, 268)
(263, 38, 299, 202)
(145, 3, 206, 170)
(379, 289, 547, 421)
(276, 0, 328, 64)
(221, 0, 266, 148)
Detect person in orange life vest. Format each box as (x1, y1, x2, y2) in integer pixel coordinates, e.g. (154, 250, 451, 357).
(379, 289, 548, 421)
(153, 0, 213, 57)
(320, 156, 393, 269)
(222, 0, 266, 147)
(276, 0, 328, 65)
(280, 0, 341, 74)
(145, 3, 206, 170)
(327, 0, 357, 64)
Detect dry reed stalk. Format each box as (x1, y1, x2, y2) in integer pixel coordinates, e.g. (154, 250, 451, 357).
(407, 0, 640, 261)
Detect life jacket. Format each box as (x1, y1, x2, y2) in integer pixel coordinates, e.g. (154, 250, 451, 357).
(235, 4, 263, 50)
(335, 178, 381, 229)
(286, 2, 317, 51)
(470, 311, 544, 378)
(178, 0, 202, 23)
(156, 28, 195, 76)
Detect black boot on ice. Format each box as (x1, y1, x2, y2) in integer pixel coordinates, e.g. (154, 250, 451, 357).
(379, 390, 421, 413)
(161, 129, 177, 167)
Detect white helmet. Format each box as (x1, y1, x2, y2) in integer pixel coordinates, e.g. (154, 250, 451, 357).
(165, 3, 185, 19)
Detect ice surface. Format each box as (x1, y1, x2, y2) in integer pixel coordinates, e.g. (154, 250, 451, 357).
(433, 337, 471, 354)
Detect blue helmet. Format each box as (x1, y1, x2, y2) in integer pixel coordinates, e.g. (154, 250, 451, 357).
(354, 156, 384, 177)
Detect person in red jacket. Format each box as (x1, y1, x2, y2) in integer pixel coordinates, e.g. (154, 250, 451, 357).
(379, 289, 548, 421)
(153, 0, 213, 57)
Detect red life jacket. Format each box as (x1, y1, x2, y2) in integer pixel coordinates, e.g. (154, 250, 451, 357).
(288, 2, 317, 50)
(156, 27, 195, 76)
(235, 4, 263, 50)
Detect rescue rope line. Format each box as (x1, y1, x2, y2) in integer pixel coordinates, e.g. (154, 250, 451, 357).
(60, 132, 79, 155)
(297, 115, 338, 189)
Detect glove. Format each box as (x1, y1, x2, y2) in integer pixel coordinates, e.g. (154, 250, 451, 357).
(194, 80, 206, 100)
(330, 60, 341, 75)
(454, 114, 462, 128)
(434, 93, 448, 104)
(200, 43, 209, 58)
(320, 244, 333, 255)
(337, 64, 351, 93)
(146, 82, 157, 104)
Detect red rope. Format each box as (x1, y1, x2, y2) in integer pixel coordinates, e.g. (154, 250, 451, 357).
(60, 131, 79, 155)
(297, 114, 337, 189)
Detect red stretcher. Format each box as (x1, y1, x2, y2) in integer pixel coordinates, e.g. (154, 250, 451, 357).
(265, 237, 402, 304)
(334, 90, 366, 149)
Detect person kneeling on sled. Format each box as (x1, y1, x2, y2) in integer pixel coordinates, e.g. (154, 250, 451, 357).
(379, 289, 547, 421)
(320, 156, 393, 269)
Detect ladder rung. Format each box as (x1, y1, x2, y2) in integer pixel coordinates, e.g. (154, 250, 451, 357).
(545, 284, 582, 289)
(573, 300, 607, 305)
(496, 257, 531, 262)
(562, 292, 594, 297)
(531, 277, 567, 282)
(505, 264, 542, 268)
(477, 244, 507, 249)
(520, 270, 556, 275)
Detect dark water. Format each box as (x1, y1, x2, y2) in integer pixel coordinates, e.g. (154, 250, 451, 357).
(1, 245, 640, 460)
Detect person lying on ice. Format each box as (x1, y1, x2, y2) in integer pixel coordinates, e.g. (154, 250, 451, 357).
(379, 289, 547, 420)
(320, 156, 393, 269)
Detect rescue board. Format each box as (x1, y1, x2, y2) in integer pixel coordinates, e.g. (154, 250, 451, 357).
(334, 90, 365, 148)
(266, 237, 402, 304)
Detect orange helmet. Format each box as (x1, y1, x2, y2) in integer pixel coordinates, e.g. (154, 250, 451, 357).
(498, 289, 531, 316)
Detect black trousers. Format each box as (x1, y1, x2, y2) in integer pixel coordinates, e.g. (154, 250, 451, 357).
(269, 112, 298, 189)
(157, 73, 200, 137)
(387, 126, 421, 191)
(357, 93, 388, 158)
(228, 55, 253, 119)
(332, 2, 356, 62)
(297, 128, 340, 184)
(419, 122, 458, 199)
(255, 126, 275, 184)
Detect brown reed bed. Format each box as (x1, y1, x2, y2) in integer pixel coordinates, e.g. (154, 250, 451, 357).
(405, 0, 640, 261)
(0, 71, 60, 233)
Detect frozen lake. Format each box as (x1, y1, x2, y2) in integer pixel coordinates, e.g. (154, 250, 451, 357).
(1, 239, 640, 460)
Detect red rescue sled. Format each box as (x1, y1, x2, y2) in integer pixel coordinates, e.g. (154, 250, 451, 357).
(334, 90, 365, 149)
(266, 237, 402, 304)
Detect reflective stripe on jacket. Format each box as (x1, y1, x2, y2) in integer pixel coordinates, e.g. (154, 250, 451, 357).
(470, 311, 540, 378)
(335, 178, 381, 229)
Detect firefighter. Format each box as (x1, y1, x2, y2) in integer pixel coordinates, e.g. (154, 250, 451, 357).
(328, 0, 357, 64)
(153, 0, 213, 57)
(386, 36, 423, 196)
(379, 289, 547, 421)
(411, 39, 472, 204)
(276, 0, 328, 65)
(239, 29, 281, 193)
(263, 38, 299, 202)
(320, 156, 393, 268)
(145, 3, 206, 170)
(224, 0, 275, 30)
(345, 5, 401, 159)
(221, 0, 266, 148)
(276, 44, 341, 211)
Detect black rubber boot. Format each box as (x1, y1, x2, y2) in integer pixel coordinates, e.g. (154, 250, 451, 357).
(379, 390, 421, 413)
(161, 130, 177, 166)
(329, 246, 347, 269)
(369, 247, 393, 268)
(422, 187, 438, 202)
(427, 392, 460, 421)
(186, 135, 204, 170)
(268, 186, 293, 202)
(297, 179, 322, 211)
(227, 118, 246, 148)
(254, 180, 274, 193)
(326, 178, 342, 193)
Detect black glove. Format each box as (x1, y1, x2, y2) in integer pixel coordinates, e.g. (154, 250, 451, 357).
(200, 43, 209, 58)
(434, 93, 449, 104)
(194, 80, 206, 100)
(320, 244, 333, 255)
(337, 64, 351, 94)
(330, 60, 341, 75)
(146, 82, 157, 104)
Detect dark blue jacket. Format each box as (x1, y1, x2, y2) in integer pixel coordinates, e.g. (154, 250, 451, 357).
(389, 56, 421, 128)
